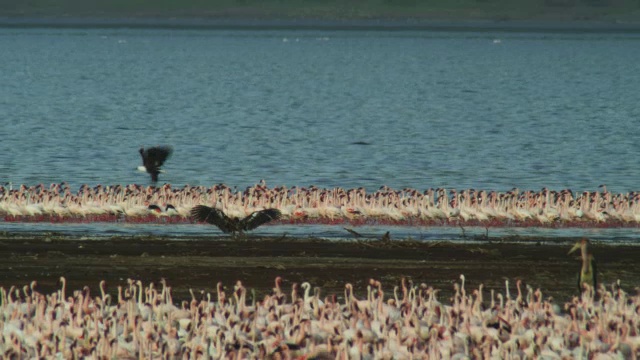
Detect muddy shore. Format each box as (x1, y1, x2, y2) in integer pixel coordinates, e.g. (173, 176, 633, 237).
(1, 233, 638, 304)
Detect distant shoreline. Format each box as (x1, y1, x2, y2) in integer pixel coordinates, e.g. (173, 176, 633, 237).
(2, 0, 640, 32)
(2, 16, 640, 33)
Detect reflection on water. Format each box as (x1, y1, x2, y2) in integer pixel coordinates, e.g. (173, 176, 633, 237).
(2, 222, 640, 244)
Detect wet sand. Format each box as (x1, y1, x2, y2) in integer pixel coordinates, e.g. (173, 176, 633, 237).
(0, 233, 638, 304)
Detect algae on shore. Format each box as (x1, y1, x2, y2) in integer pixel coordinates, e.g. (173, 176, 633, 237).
(1, 234, 638, 304)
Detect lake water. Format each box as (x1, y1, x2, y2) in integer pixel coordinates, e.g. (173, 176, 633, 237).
(1, 26, 639, 239)
(2, 27, 640, 192)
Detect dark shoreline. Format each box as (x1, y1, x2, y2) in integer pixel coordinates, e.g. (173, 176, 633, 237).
(2, 17, 640, 33)
(1, 233, 638, 305)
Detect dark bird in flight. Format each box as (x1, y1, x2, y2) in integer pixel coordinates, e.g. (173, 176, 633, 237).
(138, 146, 173, 183)
(190, 205, 282, 235)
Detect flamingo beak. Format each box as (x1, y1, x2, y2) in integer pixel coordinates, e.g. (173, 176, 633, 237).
(567, 242, 581, 255)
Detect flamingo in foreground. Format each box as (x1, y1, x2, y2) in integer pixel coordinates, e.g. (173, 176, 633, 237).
(190, 205, 282, 235)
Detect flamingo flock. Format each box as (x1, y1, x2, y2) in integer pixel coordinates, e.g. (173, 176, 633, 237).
(1, 182, 639, 227)
(0, 276, 637, 358)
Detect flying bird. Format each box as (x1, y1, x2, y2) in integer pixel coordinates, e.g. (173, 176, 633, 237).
(138, 146, 173, 183)
(190, 205, 282, 235)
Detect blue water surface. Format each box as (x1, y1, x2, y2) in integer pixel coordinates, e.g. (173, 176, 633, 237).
(1, 27, 639, 240)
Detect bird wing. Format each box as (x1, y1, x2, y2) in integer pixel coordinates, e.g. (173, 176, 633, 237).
(145, 146, 173, 169)
(239, 208, 282, 231)
(190, 205, 233, 233)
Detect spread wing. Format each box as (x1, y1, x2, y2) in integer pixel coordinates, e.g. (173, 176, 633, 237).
(239, 208, 282, 231)
(190, 205, 234, 233)
(143, 146, 173, 170)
